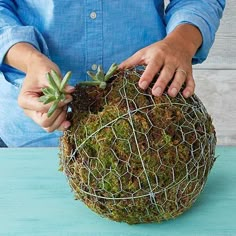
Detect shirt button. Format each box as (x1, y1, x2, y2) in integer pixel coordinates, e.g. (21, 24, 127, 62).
(90, 12, 97, 19)
(91, 64, 98, 70)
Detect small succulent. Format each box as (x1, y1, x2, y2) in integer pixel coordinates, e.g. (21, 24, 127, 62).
(80, 63, 118, 89)
(39, 70, 72, 117)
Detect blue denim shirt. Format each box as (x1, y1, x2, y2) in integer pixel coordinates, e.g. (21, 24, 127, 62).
(0, 0, 225, 147)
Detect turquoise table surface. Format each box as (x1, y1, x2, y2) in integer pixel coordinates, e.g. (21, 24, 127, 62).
(0, 146, 235, 236)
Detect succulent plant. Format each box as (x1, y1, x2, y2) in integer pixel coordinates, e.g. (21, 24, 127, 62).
(80, 63, 118, 89)
(39, 70, 72, 117)
(56, 64, 216, 224)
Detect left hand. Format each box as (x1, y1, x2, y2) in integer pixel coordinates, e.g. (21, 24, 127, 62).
(119, 25, 202, 98)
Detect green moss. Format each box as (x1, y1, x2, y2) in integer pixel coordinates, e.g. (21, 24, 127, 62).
(96, 126, 115, 145)
(84, 114, 101, 136)
(99, 148, 118, 169)
(102, 171, 120, 194)
(112, 139, 131, 161)
(113, 118, 132, 139)
(100, 105, 119, 126)
(162, 130, 172, 145)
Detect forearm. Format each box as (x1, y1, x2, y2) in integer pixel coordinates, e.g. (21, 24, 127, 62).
(165, 0, 225, 63)
(4, 42, 43, 73)
(0, 1, 49, 67)
(165, 24, 202, 59)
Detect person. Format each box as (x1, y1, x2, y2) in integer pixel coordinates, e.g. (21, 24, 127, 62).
(0, 1, 225, 147)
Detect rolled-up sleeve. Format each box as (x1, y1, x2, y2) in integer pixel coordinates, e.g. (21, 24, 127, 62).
(165, 0, 225, 64)
(0, 0, 49, 65)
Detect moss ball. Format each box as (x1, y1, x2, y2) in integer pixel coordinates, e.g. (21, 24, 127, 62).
(59, 67, 216, 224)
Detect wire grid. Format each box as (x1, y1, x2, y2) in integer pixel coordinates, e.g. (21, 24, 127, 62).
(60, 67, 216, 224)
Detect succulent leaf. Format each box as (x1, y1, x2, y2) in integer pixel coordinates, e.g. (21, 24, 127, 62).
(38, 95, 49, 103)
(60, 71, 72, 91)
(47, 72, 60, 92)
(39, 95, 56, 104)
(104, 63, 118, 81)
(50, 69, 62, 89)
(47, 100, 59, 118)
(42, 87, 55, 96)
(96, 65, 105, 81)
(87, 71, 97, 81)
(80, 81, 102, 86)
(59, 93, 66, 101)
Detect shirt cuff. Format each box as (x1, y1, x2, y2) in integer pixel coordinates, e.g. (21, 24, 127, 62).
(0, 25, 49, 65)
(166, 12, 214, 64)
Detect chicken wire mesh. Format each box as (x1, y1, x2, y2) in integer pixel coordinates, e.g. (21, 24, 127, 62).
(59, 67, 216, 224)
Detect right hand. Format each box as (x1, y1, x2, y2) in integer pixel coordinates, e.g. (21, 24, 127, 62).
(18, 52, 75, 132)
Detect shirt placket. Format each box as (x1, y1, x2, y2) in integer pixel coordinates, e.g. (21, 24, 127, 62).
(85, 0, 103, 80)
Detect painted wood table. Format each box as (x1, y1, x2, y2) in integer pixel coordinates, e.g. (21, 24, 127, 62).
(0, 146, 235, 236)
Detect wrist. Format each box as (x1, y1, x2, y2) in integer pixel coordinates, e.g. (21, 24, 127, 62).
(25, 49, 48, 73)
(4, 42, 43, 73)
(165, 24, 203, 58)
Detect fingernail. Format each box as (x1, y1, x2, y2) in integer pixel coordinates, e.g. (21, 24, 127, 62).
(64, 122, 71, 129)
(185, 91, 190, 98)
(64, 98, 72, 104)
(66, 85, 75, 92)
(170, 88, 178, 97)
(153, 87, 162, 96)
(139, 81, 148, 90)
(118, 63, 125, 69)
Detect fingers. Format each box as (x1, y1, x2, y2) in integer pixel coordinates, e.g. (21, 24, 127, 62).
(124, 60, 193, 98)
(120, 52, 192, 98)
(18, 70, 75, 113)
(24, 106, 71, 132)
(167, 68, 189, 97)
(18, 92, 73, 113)
(20, 91, 73, 132)
(64, 84, 75, 93)
(152, 64, 175, 96)
(119, 40, 195, 98)
(182, 74, 195, 98)
(138, 60, 162, 90)
(153, 67, 194, 98)
(119, 51, 144, 69)
(16, 56, 75, 132)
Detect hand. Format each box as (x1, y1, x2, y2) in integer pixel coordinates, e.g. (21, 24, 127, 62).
(18, 52, 74, 132)
(119, 24, 202, 98)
